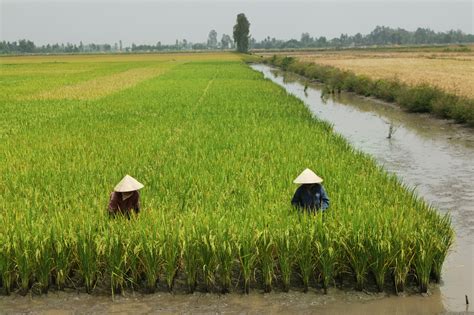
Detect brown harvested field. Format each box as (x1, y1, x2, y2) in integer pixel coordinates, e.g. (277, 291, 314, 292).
(260, 50, 474, 98)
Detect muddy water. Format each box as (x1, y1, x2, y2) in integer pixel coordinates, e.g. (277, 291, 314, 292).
(1, 65, 472, 314)
(0, 289, 446, 314)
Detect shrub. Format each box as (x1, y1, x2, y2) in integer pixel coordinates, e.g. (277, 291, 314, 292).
(371, 79, 404, 102)
(396, 84, 444, 113)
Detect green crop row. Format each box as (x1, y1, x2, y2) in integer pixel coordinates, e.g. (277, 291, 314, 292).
(0, 55, 454, 296)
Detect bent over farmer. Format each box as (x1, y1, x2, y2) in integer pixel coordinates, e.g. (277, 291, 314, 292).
(108, 174, 144, 218)
(291, 168, 329, 212)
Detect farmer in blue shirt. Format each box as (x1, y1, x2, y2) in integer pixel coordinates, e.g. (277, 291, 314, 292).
(291, 168, 329, 212)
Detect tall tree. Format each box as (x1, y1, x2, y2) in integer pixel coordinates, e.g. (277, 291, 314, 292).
(300, 33, 313, 46)
(220, 34, 232, 49)
(233, 13, 250, 53)
(207, 30, 218, 49)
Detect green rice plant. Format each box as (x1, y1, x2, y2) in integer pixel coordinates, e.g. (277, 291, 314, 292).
(33, 232, 53, 293)
(104, 227, 127, 298)
(13, 232, 34, 295)
(124, 234, 142, 291)
(161, 227, 180, 292)
(51, 229, 74, 290)
(430, 214, 454, 283)
(76, 225, 101, 294)
(367, 232, 393, 292)
(198, 225, 217, 292)
(314, 217, 338, 294)
(139, 230, 161, 293)
(413, 229, 437, 293)
(215, 227, 235, 293)
(0, 234, 15, 295)
(180, 226, 199, 293)
(256, 226, 275, 293)
(236, 227, 258, 294)
(294, 216, 315, 292)
(275, 228, 294, 292)
(392, 238, 414, 294)
(342, 220, 370, 291)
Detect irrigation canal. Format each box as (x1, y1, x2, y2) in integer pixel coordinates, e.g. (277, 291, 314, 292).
(0, 64, 472, 314)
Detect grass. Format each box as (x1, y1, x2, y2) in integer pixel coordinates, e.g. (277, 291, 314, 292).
(0, 53, 454, 295)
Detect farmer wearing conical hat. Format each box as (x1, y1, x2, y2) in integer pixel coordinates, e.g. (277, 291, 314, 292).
(108, 175, 144, 218)
(291, 168, 329, 212)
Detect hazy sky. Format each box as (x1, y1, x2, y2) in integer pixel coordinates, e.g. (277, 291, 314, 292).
(1, 0, 473, 46)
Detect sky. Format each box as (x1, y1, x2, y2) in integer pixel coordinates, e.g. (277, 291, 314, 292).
(1, 0, 473, 46)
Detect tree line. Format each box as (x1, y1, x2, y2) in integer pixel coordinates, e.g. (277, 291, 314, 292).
(0, 36, 235, 54)
(1, 24, 472, 55)
(253, 26, 474, 50)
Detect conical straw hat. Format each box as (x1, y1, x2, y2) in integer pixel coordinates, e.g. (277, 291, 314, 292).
(293, 168, 323, 184)
(114, 175, 144, 192)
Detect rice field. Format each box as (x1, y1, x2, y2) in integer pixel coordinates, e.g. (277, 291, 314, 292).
(0, 53, 453, 296)
(262, 50, 474, 98)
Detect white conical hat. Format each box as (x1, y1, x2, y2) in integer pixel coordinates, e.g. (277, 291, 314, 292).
(293, 168, 323, 184)
(114, 175, 144, 192)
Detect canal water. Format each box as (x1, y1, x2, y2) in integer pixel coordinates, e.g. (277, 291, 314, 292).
(0, 64, 472, 314)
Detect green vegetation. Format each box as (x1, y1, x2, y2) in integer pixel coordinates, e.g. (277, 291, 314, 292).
(263, 55, 474, 126)
(233, 13, 250, 53)
(0, 54, 453, 296)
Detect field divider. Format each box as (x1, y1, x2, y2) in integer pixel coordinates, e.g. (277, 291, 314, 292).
(196, 69, 219, 106)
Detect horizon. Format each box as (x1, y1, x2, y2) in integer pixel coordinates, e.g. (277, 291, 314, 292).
(1, 0, 473, 46)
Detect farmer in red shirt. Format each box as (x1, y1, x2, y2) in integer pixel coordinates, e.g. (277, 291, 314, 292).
(108, 175, 144, 218)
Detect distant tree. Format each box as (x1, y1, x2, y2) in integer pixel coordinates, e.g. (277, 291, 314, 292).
(233, 13, 250, 53)
(207, 30, 218, 49)
(18, 39, 35, 53)
(220, 34, 232, 49)
(316, 36, 327, 47)
(282, 39, 299, 48)
(192, 43, 207, 50)
(250, 37, 256, 49)
(353, 33, 363, 46)
(300, 33, 313, 47)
